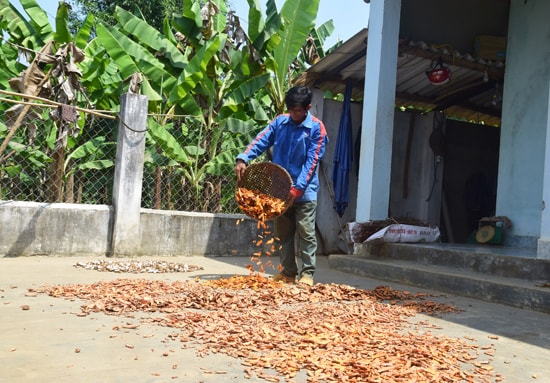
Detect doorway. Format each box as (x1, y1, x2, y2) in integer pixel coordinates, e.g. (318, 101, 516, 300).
(440, 120, 500, 243)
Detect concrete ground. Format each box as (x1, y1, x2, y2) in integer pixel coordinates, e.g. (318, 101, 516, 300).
(1, 255, 548, 383)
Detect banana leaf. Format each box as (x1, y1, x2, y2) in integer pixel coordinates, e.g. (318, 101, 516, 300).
(114, 7, 187, 69)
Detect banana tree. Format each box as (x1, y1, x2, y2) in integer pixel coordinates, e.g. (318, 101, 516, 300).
(89, 2, 273, 211)
(236, 0, 322, 115)
(167, 0, 326, 207)
(0, 0, 104, 202)
(84, 0, 331, 211)
(1, 0, 331, 210)
(0, 117, 51, 200)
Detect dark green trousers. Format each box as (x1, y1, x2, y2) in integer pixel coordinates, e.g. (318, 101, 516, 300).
(274, 201, 317, 278)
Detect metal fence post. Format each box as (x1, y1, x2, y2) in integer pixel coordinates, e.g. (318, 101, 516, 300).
(111, 93, 148, 256)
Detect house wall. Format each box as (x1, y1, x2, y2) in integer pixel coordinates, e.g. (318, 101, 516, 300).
(353, 102, 502, 245)
(497, 0, 550, 248)
(316, 98, 363, 254)
(317, 97, 432, 254)
(317, 0, 549, 257)
(389, 111, 442, 227)
(371, 108, 501, 244)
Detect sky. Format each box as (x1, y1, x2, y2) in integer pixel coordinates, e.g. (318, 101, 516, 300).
(17, 0, 369, 49)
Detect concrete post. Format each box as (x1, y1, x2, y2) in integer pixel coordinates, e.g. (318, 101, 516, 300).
(111, 93, 148, 256)
(537, 81, 550, 259)
(356, 0, 401, 222)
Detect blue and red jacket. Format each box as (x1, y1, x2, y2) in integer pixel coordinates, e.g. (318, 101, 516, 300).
(237, 112, 328, 202)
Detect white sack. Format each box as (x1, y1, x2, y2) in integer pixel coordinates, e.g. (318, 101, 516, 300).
(365, 224, 440, 245)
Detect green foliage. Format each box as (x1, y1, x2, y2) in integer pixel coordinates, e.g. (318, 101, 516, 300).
(64, 137, 115, 175)
(147, 120, 191, 166)
(231, 0, 323, 115)
(0, 0, 332, 211)
(67, 0, 183, 32)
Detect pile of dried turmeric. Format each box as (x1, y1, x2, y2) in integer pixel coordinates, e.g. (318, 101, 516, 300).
(36, 276, 500, 383)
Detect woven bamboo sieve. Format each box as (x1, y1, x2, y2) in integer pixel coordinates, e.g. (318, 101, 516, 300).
(235, 162, 292, 221)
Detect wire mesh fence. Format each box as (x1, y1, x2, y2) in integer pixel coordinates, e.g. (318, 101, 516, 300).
(0, 98, 262, 214)
(141, 114, 249, 214)
(0, 102, 117, 205)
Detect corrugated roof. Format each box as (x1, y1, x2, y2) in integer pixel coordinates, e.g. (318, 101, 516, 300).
(295, 28, 505, 127)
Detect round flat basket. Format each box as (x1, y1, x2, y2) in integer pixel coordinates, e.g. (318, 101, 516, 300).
(235, 162, 292, 221)
(476, 225, 495, 244)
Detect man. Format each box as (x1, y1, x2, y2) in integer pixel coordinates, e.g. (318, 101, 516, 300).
(234, 86, 328, 286)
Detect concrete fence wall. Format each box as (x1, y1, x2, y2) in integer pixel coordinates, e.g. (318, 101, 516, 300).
(0, 93, 266, 258)
(0, 201, 265, 257)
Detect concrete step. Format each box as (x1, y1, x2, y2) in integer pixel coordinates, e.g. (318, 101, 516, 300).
(328, 252, 550, 314)
(358, 243, 549, 280)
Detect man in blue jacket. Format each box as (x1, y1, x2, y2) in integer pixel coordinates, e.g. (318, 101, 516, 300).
(234, 86, 328, 286)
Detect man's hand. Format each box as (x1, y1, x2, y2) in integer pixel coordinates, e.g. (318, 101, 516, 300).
(234, 159, 247, 182)
(289, 187, 303, 199)
(287, 186, 303, 207)
(287, 194, 297, 209)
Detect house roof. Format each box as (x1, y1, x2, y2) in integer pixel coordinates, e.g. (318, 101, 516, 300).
(295, 28, 505, 127)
